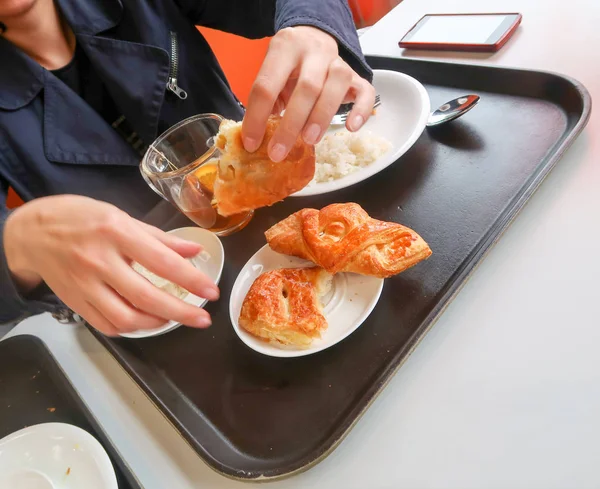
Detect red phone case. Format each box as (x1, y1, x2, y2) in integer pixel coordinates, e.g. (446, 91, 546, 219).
(399, 13, 522, 53)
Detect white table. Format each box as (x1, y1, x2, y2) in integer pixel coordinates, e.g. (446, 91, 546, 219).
(6, 0, 600, 487)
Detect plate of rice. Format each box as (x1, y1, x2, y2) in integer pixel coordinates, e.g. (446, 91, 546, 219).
(293, 69, 430, 197)
(119, 227, 224, 339)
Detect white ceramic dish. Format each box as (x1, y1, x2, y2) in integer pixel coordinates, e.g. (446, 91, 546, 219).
(293, 69, 430, 197)
(230, 245, 384, 358)
(120, 227, 225, 339)
(0, 423, 117, 489)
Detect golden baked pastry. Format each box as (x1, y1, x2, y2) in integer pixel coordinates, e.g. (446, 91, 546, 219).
(239, 267, 333, 347)
(213, 116, 315, 217)
(265, 203, 432, 278)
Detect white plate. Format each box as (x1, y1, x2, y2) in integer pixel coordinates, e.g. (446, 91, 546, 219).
(230, 245, 384, 358)
(293, 69, 430, 197)
(120, 227, 225, 339)
(0, 423, 117, 489)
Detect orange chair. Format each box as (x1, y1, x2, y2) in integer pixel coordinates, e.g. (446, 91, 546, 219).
(198, 27, 270, 106)
(6, 187, 23, 209)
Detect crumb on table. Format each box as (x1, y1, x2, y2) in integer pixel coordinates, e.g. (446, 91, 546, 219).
(47, 407, 56, 413)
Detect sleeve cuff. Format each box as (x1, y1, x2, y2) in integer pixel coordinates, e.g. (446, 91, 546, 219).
(0, 217, 62, 324)
(276, 15, 373, 82)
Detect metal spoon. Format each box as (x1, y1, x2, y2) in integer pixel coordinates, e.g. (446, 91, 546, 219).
(427, 95, 480, 127)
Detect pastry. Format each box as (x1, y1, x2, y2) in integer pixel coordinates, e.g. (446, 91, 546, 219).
(213, 116, 315, 216)
(239, 267, 333, 347)
(265, 203, 432, 278)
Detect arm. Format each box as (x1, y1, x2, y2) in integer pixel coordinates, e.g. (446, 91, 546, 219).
(175, 0, 371, 80)
(274, 0, 371, 81)
(2, 195, 219, 335)
(175, 0, 276, 38)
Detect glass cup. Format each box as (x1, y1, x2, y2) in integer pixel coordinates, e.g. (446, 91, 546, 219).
(140, 114, 253, 236)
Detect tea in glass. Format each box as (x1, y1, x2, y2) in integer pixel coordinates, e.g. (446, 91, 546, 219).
(140, 114, 253, 236)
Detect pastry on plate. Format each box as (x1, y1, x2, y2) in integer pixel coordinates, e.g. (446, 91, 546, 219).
(265, 203, 432, 278)
(239, 267, 333, 347)
(213, 116, 315, 216)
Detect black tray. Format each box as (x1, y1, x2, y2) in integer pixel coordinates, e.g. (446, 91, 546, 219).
(91, 56, 591, 481)
(0, 335, 142, 489)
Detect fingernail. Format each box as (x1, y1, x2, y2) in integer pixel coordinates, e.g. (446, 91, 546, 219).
(194, 315, 212, 328)
(201, 287, 220, 301)
(349, 115, 364, 132)
(244, 137, 259, 153)
(303, 123, 321, 145)
(270, 143, 287, 162)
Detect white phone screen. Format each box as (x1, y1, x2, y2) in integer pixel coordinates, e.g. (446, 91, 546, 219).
(409, 15, 507, 44)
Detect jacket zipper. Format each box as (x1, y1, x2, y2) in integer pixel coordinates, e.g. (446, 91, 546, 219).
(167, 31, 188, 100)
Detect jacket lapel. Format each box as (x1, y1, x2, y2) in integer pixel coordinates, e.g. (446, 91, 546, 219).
(42, 70, 141, 166)
(43, 0, 171, 166)
(0, 0, 172, 167)
(77, 33, 171, 148)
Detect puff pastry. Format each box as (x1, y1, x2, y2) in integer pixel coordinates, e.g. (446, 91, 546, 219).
(239, 267, 332, 347)
(265, 203, 432, 278)
(213, 116, 315, 217)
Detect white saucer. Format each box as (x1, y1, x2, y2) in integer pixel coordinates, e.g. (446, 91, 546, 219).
(230, 245, 384, 358)
(293, 69, 430, 197)
(120, 227, 224, 339)
(0, 423, 117, 489)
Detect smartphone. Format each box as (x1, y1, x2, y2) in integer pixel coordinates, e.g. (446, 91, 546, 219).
(399, 13, 522, 52)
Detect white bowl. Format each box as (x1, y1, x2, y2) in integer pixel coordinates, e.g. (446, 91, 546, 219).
(120, 227, 225, 339)
(0, 423, 118, 489)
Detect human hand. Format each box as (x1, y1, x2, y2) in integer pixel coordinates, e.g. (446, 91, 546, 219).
(242, 26, 376, 162)
(4, 195, 219, 336)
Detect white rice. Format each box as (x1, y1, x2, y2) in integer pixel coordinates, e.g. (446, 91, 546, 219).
(314, 130, 392, 183)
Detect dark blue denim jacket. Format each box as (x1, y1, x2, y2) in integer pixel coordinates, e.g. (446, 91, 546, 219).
(0, 0, 371, 322)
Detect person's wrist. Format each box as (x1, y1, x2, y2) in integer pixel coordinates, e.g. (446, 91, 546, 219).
(289, 25, 338, 52)
(4, 204, 43, 292)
